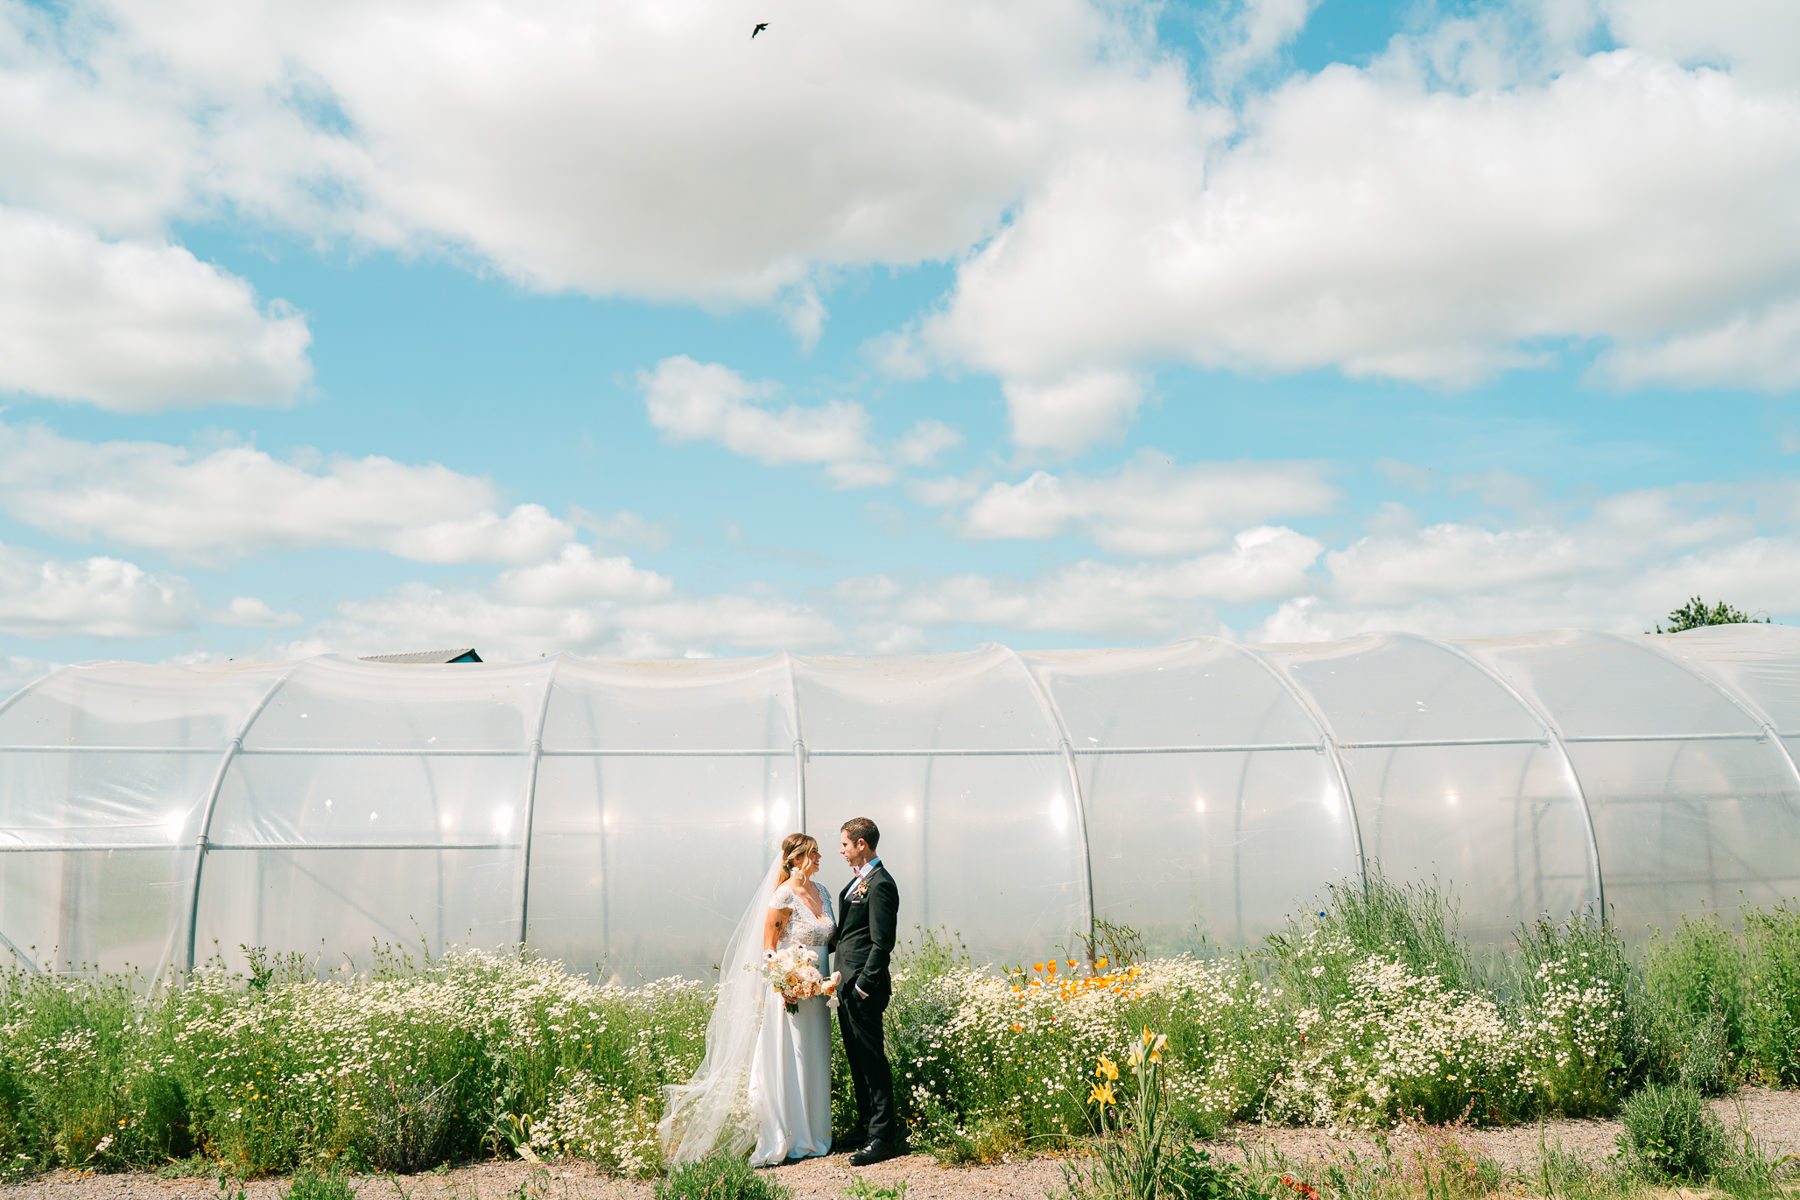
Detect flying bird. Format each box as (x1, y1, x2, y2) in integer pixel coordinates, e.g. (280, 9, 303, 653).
(751, 22, 768, 37)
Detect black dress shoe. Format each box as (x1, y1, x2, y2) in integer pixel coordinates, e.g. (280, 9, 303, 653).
(849, 1139, 907, 1167)
(834, 1131, 867, 1154)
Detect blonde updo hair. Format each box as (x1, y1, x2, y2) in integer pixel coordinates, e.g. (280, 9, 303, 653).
(777, 832, 818, 886)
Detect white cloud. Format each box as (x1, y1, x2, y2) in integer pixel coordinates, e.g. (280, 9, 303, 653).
(956, 452, 1341, 555)
(893, 419, 963, 468)
(781, 282, 828, 353)
(1205, 0, 1323, 93)
(1374, 459, 1439, 492)
(315, 578, 840, 661)
(213, 596, 302, 629)
(5, 0, 1178, 303)
(0, 5, 201, 235)
(927, 40, 1800, 427)
(392, 505, 576, 566)
(613, 595, 841, 655)
(1252, 481, 1800, 641)
(0, 206, 312, 411)
(905, 472, 988, 509)
(10, 0, 1800, 448)
(263, 520, 1321, 663)
(1001, 370, 1146, 459)
(1598, 297, 1800, 392)
(831, 575, 903, 606)
(867, 624, 930, 656)
(642, 356, 874, 466)
(0, 542, 195, 639)
(0, 421, 572, 564)
(1326, 523, 1587, 608)
(640, 356, 964, 489)
(1602, 0, 1800, 87)
(495, 543, 673, 606)
(870, 525, 1322, 640)
(824, 459, 899, 490)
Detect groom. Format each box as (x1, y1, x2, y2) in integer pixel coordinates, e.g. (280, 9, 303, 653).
(833, 816, 905, 1165)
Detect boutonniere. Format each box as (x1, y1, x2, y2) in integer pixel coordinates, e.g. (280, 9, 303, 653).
(852, 877, 869, 900)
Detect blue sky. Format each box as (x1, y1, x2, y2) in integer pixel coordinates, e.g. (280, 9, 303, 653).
(1, 0, 1796, 688)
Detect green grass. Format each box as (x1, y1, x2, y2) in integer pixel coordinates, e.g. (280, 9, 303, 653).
(283, 1165, 357, 1200)
(653, 1153, 790, 1200)
(1746, 901, 1800, 1086)
(1266, 876, 1482, 1004)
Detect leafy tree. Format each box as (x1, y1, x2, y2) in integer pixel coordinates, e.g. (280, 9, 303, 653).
(1650, 596, 1771, 634)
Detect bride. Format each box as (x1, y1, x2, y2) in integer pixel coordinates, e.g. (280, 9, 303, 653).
(659, 833, 837, 1166)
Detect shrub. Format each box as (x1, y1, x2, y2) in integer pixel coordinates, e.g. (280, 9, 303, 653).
(283, 1166, 356, 1200)
(364, 1074, 458, 1174)
(1641, 913, 1750, 1092)
(1507, 912, 1637, 1115)
(899, 952, 1282, 1159)
(1644, 914, 1751, 1052)
(1616, 1083, 1726, 1182)
(0, 966, 188, 1170)
(1265, 947, 1521, 1127)
(1269, 876, 1480, 1004)
(1744, 900, 1800, 1085)
(884, 927, 968, 1143)
(163, 951, 708, 1174)
(0, 1050, 40, 1176)
(528, 1069, 661, 1176)
(653, 1152, 790, 1200)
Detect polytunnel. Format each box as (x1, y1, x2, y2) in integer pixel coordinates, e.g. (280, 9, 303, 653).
(2, 625, 1799, 982)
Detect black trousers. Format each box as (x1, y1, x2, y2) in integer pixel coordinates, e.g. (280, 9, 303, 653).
(837, 978, 897, 1143)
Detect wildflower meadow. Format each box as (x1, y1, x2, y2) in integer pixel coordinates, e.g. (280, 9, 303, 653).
(3, 879, 1798, 1182)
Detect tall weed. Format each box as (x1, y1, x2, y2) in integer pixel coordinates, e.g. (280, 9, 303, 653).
(1744, 901, 1800, 1085)
(1616, 1083, 1726, 1182)
(0, 967, 188, 1167)
(1267, 877, 1480, 1009)
(1641, 913, 1749, 1092)
(1507, 913, 1639, 1115)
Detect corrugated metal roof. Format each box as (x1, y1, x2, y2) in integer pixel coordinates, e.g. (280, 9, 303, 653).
(358, 648, 483, 664)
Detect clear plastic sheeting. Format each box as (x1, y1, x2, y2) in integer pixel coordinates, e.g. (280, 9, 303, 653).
(1468, 631, 1800, 935)
(1031, 641, 1352, 950)
(1262, 635, 1597, 945)
(2, 627, 1798, 981)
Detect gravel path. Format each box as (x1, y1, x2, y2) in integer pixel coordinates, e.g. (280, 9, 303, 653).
(6, 1089, 1795, 1200)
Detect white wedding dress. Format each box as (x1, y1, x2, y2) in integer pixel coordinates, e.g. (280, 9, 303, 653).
(748, 880, 836, 1165)
(658, 866, 837, 1167)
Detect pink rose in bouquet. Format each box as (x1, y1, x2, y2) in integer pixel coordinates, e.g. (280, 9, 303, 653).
(757, 945, 841, 1013)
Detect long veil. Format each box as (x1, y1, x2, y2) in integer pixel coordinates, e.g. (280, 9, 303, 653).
(658, 856, 781, 1164)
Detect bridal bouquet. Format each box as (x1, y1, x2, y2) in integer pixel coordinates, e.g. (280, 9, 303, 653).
(757, 946, 839, 1013)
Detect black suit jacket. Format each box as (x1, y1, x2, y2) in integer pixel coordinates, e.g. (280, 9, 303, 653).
(836, 862, 898, 995)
